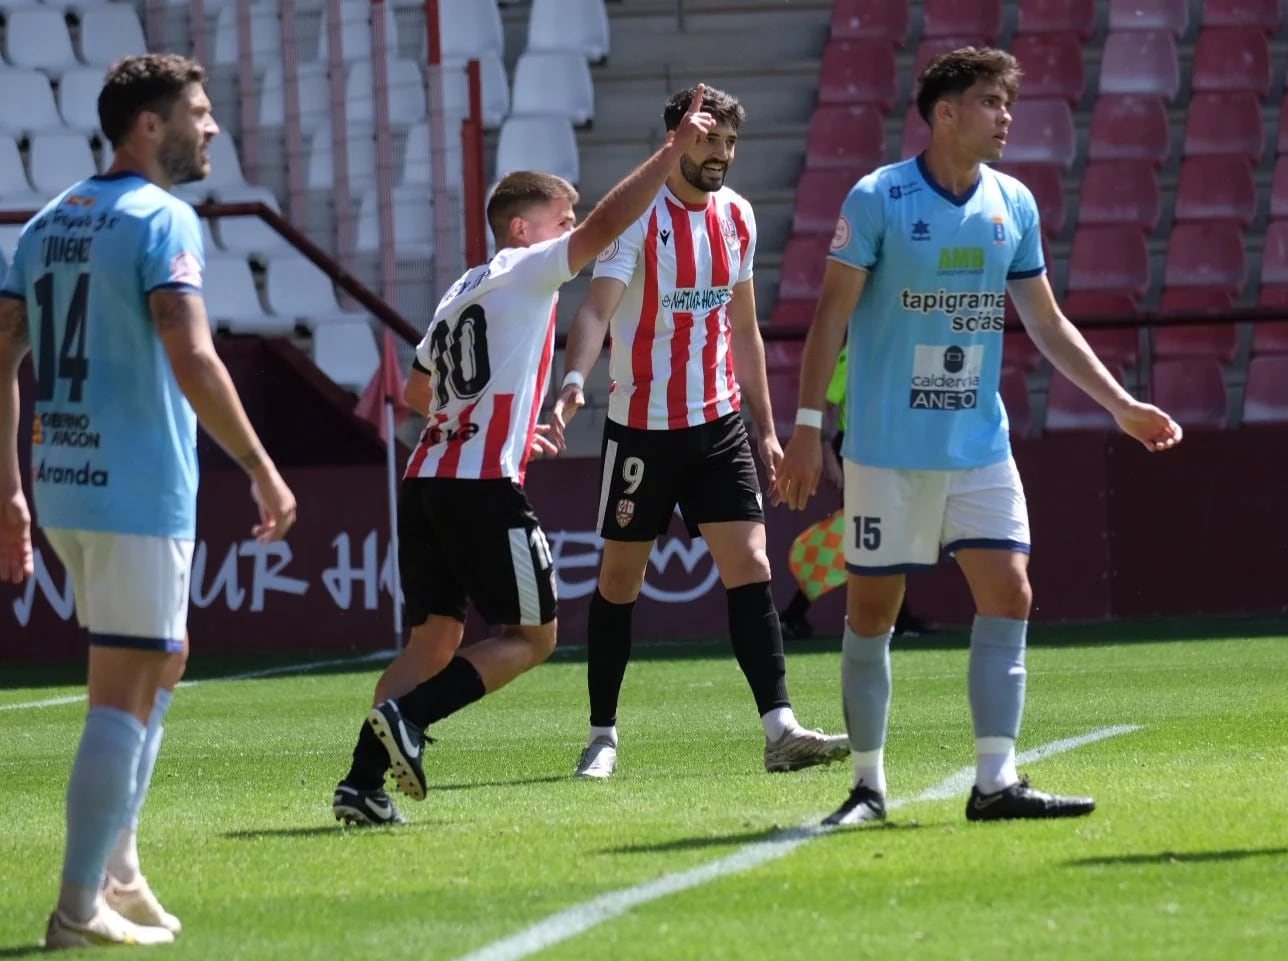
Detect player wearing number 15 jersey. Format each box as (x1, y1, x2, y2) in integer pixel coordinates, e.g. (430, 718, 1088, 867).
(332, 88, 724, 824)
(0, 54, 296, 948)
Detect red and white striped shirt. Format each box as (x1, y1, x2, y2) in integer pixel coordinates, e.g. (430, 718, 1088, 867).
(593, 185, 757, 430)
(405, 234, 572, 483)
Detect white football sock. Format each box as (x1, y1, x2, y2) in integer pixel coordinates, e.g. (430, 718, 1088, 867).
(853, 748, 887, 795)
(761, 706, 798, 741)
(589, 724, 617, 747)
(975, 737, 1019, 794)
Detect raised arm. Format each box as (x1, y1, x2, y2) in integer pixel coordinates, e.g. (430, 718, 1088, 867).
(0, 296, 33, 582)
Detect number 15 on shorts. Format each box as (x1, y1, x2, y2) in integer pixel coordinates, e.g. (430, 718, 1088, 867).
(853, 515, 881, 551)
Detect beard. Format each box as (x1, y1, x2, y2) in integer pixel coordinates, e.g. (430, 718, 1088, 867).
(159, 131, 209, 186)
(679, 154, 727, 193)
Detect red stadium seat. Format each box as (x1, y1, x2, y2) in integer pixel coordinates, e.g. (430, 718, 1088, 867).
(1089, 95, 1171, 165)
(819, 39, 898, 110)
(763, 339, 804, 372)
(1279, 101, 1288, 155)
(1156, 288, 1239, 362)
(793, 169, 860, 234)
(1243, 356, 1288, 423)
(1174, 157, 1257, 226)
(1017, 0, 1095, 39)
(1251, 321, 1288, 355)
(1045, 365, 1125, 432)
(1271, 158, 1288, 219)
(778, 232, 833, 301)
(1163, 222, 1246, 293)
(1108, 0, 1188, 35)
(1083, 328, 1140, 366)
(771, 299, 817, 328)
(1183, 92, 1264, 160)
(923, 0, 1002, 43)
(1077, 161, 1160, 229)
(1004, 99, 1076, 167)
(1068, 226, 1150, 297)
(1099, 31, 1180, 101)
(994, 163, 1065, 236)
(900, 104, 930, 158)
(831, 0, 909, 45)
(1008, 33, 1085, 105)
(768, 369, 801, 438)
(805, 104, 886, 172)
(999, 366, 1031, 436)
(1261, 220, 1288, 284)
(1003, 330, 1043, 372)
(1151, 359, 1228, 429)
(1192, 28, 1271, 98)
(1203, 0, 1281, 32)
(1064, 290, 1140, 324)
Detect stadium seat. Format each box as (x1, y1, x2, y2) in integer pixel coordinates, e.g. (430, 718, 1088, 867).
(999, 365, 1031, 437)
(316, 0, 398, 63)
(1202, 0, 1281, 32)
(187, 133, 257, 199)
(1007, 34, 1084, 105)
(1258, 285, 1288, 307)
(1099, 31, 1179, 101)
(355, 186, 435, 255)
(1271, 159, 1288, 220)
(212, 4, 281, 69)
(1082, 328, 1140, 367)
(1002, 99, 1076, 168)
(778, 233, 832, 301)
(792, 169, 859, 235)
(527, 0, 609, 61)
(770, 299, 816, 328)
(1067, 226, 1149, 297)
(1154, 288, 1239, 363)
(3, 9, 78, 74)
(307, 123, 378, 191)
(345, 58, 427, 129)
(258, 62, 331, 135)
(819, 40, 897, 110)
(495, 116, 579, 184)
(1251, 322, 1288, 355)
(1192, 28, 1271, 98)
(1016, 0, 1095, 39)
(1243, 356, 1288, 423)
(1182, 92, 1264, 160)
(204, 257, 294, 335)
(1164, 222, 1246, 294)
(763, 339, 803, 373)
(400, 119, 465, 189)
(1174, 157, 1257, 225)
(994, 164, 1065, 236)
(0, 136, 37, 198)
(441, 54, 509, 129)
(58, 67, 107, 133)
(511, 52, 594, 126)
(213, 188, 295, 260)
(425, 0, 503, 61)
(805, 105, 885, 172)
(1045, 365, 1125, 432)
(1003, 330, 1043, 372)
(1076, 161, 1159, 229)
(1260, 220, 1288, 284)
(265, 254, 363, 328)
(1107, 0, 1187, 35)
(900, 104, 930, 158)
(28, 132, 96, 196)
(0, 70, 63, 135)
(922, 0, 1002, 43)
(1088, 95, 1170, 165)
(312, 320, 380, 393)
(77, 6, 147, 67)
(1064, 290, 1140, 324)
(831, 0, 909, 45)
(1150, 358, 1228, 429)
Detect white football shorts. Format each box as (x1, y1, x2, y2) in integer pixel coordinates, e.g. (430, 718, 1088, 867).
(44, 529, 194, 652)
(842, 457, 1031, 574)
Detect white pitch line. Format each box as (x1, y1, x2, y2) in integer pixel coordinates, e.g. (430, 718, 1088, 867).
(452, 723, 1143, 961)
(0, 649, 394, 712)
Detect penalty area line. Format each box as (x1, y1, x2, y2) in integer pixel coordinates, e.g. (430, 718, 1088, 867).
(450, 724, 1143, 961)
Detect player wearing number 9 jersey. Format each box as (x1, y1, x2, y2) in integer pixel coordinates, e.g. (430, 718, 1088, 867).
(331, 87, 725, 824)
(0, 54, 296, 948)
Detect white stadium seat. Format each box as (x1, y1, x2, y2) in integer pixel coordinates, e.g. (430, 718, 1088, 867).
(28, 132, 97, 196)
(212, 4, 282, 69)
(307, 123, 377, 191)
(258, 62, 332, 135)
(4, 9, 79, 74)
(434, 0, 504, 60)
(495, 116, 579, 184)
(399, 119, 464, 189)
(511, 52, 594, 126)
(527, 0, 610, 61)
(78, 6, 147, 67)
(0, 70, 65, 135)
(203, 256, 295, 335)
(265, 254, 365, 328)
(315, 0, 398, 62)
(355, 185, 435, 256)
(345, 59, 426, 129)
(212, 188, 295, 260)
(442, 53, 509, 128)
(312, 320, 380, 391)
(58, 67, 106, 133)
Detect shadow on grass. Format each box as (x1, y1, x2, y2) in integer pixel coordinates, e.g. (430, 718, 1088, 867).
(0, 945, 44, 959)
(431, 774, 570, 792)
(606, 818, 931, 855)
(224, 821, 442, 840)
(1067, 847, 1288, 868)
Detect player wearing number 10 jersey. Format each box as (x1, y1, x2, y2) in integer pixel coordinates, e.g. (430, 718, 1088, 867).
(332, 88, 724, 824)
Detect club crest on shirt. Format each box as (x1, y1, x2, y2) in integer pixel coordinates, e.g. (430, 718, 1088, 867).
(598, 238, 621, 263)
(830, 215, 852, 252)
(168, 251, 202, 287)
(719, 216, 739, 246)
(992, 215, 1007, 246)
(615, 498, 635, 528)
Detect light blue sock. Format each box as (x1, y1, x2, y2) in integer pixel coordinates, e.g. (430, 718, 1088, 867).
(62, 708, 145, 897)
(968, 615, 1028, 740)
(841, 623, 894, 794)
(126, 688, 172, 830)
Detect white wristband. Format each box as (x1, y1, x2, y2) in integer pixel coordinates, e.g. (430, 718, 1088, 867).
(562, 371, 585, 391)
(795, 408, 824, 429)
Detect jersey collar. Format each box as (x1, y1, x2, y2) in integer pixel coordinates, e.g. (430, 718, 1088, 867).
(915, 153, 982, 208)
(663, 184, 712, 212)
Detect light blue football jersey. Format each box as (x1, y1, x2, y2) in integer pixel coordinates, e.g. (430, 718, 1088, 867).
(829, 155, 1044, 470)
(1, 173, 205, 538)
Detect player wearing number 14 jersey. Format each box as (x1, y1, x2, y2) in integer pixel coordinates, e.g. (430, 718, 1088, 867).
(332, 88, 724, 823)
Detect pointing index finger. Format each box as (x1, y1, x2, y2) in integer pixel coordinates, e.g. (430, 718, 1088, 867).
(687, 83, 706, 116)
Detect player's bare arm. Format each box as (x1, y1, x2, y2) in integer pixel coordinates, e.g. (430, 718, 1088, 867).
(150, 289, 299, 539)
(727, 279, 783, 482)
(775, 260, 868, 510)
(0, 296, 33, 583)
(551, 276, 626, 447)
(404, 364, 433, 416)
(1008, 274, 1182, 452)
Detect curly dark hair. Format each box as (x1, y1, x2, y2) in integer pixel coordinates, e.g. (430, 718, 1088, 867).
(98, 54, 208, 148)
(662, 85, 745, 132)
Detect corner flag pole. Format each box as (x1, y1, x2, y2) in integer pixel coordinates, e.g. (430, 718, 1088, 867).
(383, 398, 403, 653)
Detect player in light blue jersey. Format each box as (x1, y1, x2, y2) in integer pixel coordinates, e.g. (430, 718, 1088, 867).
(0, 54, 297, 948)
(775, 48, 1182, 828)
